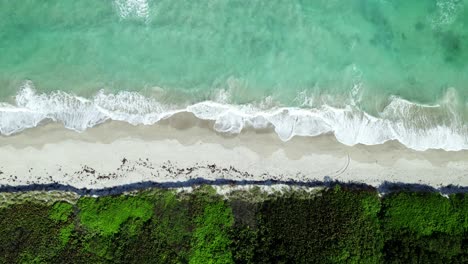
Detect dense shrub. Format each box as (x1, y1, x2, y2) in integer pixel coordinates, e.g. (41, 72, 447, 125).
(190, 201, 234, 264)
(381, 192, 468, 263)
(251, 187, 383, 263)
(0, 187, 465, 263)
(0, 203, 63, 263)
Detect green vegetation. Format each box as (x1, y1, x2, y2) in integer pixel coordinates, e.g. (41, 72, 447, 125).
(0, 203, 62, 263)
(381, 192, 468, 263)
(58, 223, 74, 246)
(190, 201, 234, 264)
(382, 192, 466, 236)
(50, 201, 74, 222)
(77, 195, 153, 236)
(250, 186, 383, 263)
(0, 186, 466, 263)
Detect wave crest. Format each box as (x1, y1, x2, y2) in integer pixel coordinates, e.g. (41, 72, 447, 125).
(1, 83, 467, 151)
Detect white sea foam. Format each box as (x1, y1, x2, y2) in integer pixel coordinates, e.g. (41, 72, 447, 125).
(432, 0, 462, 28)
(1, 83, 467, 151)
(115, 0, 150, 20)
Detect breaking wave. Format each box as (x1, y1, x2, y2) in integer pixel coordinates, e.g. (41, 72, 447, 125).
(1, 82, 467, 151)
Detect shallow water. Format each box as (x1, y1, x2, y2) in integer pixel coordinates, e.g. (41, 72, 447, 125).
(0, 0, 467, 150)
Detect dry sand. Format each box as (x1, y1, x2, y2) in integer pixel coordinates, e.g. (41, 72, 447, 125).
(0, 118, 467, 189)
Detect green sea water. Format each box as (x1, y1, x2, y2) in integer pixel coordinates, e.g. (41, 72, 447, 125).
(0, 0, 467, 149)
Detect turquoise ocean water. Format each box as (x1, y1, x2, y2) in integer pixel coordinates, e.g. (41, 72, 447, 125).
(0, 0, 467, 150)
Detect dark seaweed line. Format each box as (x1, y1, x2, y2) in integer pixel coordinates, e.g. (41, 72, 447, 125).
(0, 178, 466, 196)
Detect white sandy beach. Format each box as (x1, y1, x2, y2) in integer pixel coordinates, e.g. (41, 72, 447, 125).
(0, 116, 467, 189)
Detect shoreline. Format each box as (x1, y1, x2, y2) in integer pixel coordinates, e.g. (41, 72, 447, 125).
(2, 86, 467, 151)
(1, 120, 467, 190)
